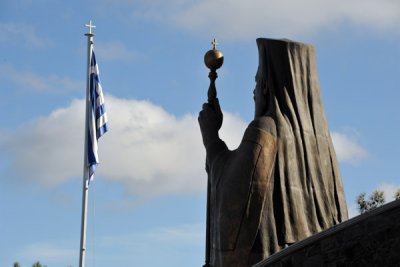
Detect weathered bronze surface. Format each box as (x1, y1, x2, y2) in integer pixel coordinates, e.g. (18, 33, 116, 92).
(198, 38, 348, 267)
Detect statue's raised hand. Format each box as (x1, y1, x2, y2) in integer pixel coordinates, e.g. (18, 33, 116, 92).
(198, 98, 223, 148)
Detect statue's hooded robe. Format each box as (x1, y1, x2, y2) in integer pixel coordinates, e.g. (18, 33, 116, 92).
(205, 38, 348, 267)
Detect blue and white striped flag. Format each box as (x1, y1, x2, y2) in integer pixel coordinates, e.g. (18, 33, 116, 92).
(87, 48, 108, 182)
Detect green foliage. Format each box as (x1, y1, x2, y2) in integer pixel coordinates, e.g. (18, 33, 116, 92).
(395, 189, 400, 200)
(369, 190, 385, 209)
(357, 193, 369, 214)
(357, 190, 385, 214)
(12, 261, 50, 267)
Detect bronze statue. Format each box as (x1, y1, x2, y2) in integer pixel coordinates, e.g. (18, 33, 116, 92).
(198, 38, 348, 267)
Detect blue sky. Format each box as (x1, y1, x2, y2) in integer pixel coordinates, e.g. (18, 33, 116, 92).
(1, 0, 399, 266)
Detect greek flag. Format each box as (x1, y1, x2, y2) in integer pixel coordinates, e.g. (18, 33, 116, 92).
(87, 48, 108, 182)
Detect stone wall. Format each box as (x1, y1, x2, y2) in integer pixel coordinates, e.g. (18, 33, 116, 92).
(253, 200, 400, 267)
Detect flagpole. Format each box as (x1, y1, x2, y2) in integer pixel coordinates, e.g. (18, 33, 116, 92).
(79, 20, 96, 267)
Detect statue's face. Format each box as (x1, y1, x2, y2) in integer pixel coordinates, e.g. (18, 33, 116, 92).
(253, 70, 268, 118)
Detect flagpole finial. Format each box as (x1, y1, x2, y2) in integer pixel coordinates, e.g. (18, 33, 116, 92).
(85, 20, 96, 37)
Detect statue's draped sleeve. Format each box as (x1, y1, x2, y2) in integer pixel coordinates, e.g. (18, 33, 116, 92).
(206, 121, 277, 266)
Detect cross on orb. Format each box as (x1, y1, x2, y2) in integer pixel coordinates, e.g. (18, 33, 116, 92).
(212, 38, 219, 50)
(85, 20, 96, 35)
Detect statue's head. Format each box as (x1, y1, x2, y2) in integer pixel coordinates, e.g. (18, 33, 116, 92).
(254, 38, 317, 119)
(254, 38, 285, 118)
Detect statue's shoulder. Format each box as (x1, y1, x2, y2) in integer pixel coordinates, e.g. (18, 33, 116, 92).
(249, 116, 277, 138)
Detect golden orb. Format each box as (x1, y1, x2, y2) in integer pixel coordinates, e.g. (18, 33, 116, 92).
(204, 49, 224, 70)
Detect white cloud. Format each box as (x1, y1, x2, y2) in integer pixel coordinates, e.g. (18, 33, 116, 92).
(95, 41, 139, 62)
(2, 99, 85, 186)
(377, 182, 400, 202)
(101, 96, 245, 197)
(124, 0, 400, 40)
(1, 93, 367, 197)
(0, 22, 53, 48)
(331, 131, 368, 163)
(0, 64, 83, 93)
(1, 95, 246, 197)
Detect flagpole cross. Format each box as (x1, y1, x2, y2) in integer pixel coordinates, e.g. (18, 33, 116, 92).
(85, 20, 96, 37)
